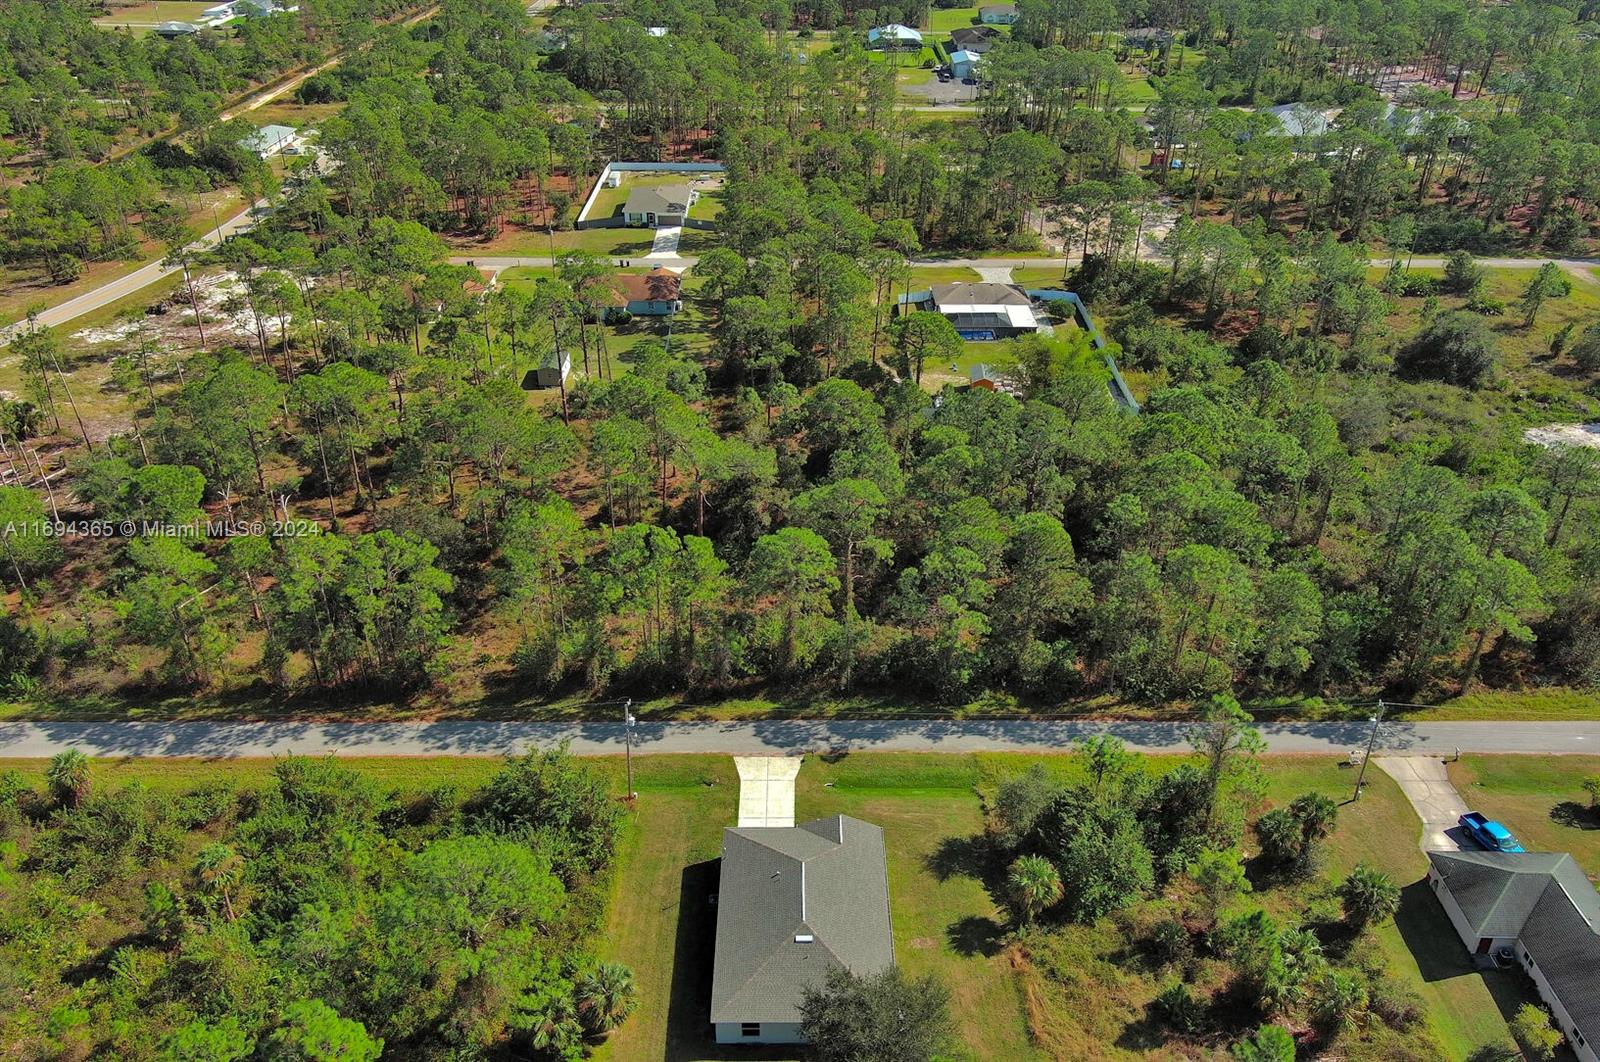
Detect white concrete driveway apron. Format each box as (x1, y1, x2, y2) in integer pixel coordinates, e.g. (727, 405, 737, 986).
(645, 225, 682, 258)
(734, 756, 801, 827)
(1375, 756, 1471, 851)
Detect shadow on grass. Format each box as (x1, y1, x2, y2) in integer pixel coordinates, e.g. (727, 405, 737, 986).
(665, 859, 797, 1062)
(946, 913, 1006, 957)
(924, 834, 991, 882)
(1394, 877, 1540, 1037)
(1551, 801, 1600, 830)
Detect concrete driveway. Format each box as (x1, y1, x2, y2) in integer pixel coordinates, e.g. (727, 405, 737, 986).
(1375, 757, 1470, 850)
(734, 756, 801, 827)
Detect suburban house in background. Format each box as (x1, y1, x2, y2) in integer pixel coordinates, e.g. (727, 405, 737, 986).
(153, 20, 200, 38)
(898, 282, 1040, 339)
(622, 184, 694, 226)
(1426, 850, 1600, 1062)
(711, 814, 894, 1045)
(589, 268, 684, 318)
(948, 25, 1001, 53)
(239, 124, 303, 159)
(979, 3, 1019, 24)
(950, 49, 982, 79)
(866, 23, 923, 49)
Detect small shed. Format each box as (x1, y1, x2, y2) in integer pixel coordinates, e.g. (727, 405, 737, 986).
(950, 50, 981, 78)
(524, 348, 572, 390)
(969, 364, 1002, 390)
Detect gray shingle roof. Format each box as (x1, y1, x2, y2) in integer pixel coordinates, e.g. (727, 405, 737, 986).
(711, 815, 894, 1025)
(623, 184, 691, 217)
(1428, 850, 1600, 1046)
(930, 282, 1031, 307)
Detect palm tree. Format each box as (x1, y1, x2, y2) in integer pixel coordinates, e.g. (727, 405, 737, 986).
(1289, 792, 1338, 869)
(1338, 863, 1401, 930)
(528, 995, 583, 1055)
(193, 842, 245, 922)
(575, 962, 639, 1035)
(1005, 854, 1063, 926)
(46, 748, 90, 809)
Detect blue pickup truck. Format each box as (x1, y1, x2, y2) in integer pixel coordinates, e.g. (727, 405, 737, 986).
(1459, 812, 1526, 853)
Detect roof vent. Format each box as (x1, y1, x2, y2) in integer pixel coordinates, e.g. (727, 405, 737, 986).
(794, 933, 814, 943)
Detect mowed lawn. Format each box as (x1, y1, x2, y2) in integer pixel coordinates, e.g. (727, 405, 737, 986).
(593, 753, 1038, 1062)
(1447, 754, 1600, 875)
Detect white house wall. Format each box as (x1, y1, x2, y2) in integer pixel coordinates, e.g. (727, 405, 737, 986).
(1516, 942, 1599, 1062)
(1427, 866, 1483, 951)
(714, 1021, 806, 1045)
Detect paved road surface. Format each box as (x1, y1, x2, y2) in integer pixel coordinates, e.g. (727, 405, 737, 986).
(1375, 756, 1471, 849)
(2, 719, 1599, 760)
(453, 253, 1600, 274)
(0, 201, 266, 347)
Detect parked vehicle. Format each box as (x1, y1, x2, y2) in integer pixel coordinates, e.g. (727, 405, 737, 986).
(1459, 812, 1526, 852)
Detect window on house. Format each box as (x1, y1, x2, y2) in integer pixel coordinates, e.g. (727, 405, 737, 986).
(740, 1023, 760, 1038)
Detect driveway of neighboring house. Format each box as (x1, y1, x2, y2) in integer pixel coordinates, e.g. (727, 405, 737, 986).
(1375, 756, 1471, 851)
(975, 266, 1013, 283)
(645, 225, 682, 258)
(734, 756, 802, 828)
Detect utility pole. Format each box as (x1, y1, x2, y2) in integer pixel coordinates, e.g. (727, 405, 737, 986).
(623, 698, 636, 802)
(1353, 699, 1385, 802)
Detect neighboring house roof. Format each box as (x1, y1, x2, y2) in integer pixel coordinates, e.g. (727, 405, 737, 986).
(929, 283, 1037, 331)
(868, 23, 923, 44)
(711, 815, 894, 1025)
(950, 49, 981, 65)
(980, 4, 1017, 15)
(1428, 850, 1600, 1047)
(1265, 102, 1333, 137)
(623, 183, 692, 217)
(154, 20, 200, 34)
(240, 124, 298, 154)
(949, 26, 1000, 51)
(931, 282, 1030, 307)
(589, 267, 681, 306)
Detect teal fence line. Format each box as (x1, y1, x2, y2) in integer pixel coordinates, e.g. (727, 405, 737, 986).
(1025, 289, 1140, 413)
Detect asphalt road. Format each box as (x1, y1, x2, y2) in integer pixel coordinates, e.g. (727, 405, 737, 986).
(2, 719, 1598, 760)
(0, 202, 266, 347)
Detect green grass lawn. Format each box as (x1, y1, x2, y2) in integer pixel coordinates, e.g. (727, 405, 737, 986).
(903, 265, 984, 286)
(93, 0, 213, 30)
(1447, 754, 1600, 876)
(583, 173, 698, 224)
(926, 7, 981, 31)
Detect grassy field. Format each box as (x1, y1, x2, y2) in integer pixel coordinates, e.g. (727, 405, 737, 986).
(583, 173, 700, 224)
(0, 751, 1531, 1058)
(927, 7, 982, 31)
(1447, 754, 1600, 874)
(93, 0, 213, 30)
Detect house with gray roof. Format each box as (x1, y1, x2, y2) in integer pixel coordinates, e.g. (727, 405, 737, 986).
(949, 26, 1001, 53)
(898, 281, 1040, 339)
(1427, 850, 1600, 1061)
(622, 183, 693, 226)
(711, 814, 894, 1044)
